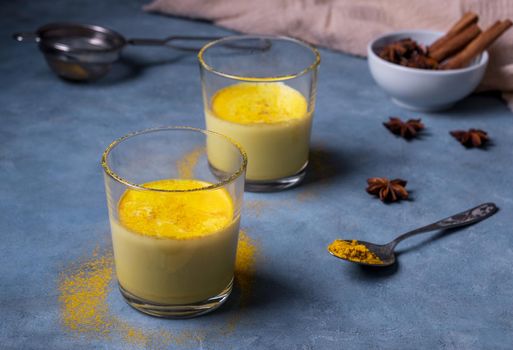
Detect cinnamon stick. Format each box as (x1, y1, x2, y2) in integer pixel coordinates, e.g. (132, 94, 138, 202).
(429, 24, 481, 62)
(447, 12, 480, 35)
(442, 19, 512, 69)
(429, 12, 478, 52)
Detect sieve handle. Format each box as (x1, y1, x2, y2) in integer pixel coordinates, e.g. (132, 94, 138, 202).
(163, 36, 222, 51)
(127, 35, 271, 52)
(13, 32, 40, 43)
(127, 36, 221, 52)
(127, 38, 166, 46)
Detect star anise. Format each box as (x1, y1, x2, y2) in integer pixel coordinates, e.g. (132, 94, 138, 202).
(366, 178, 409, 203)
(403, 54, 439, 69)
(378, 38, 438, 69)
(450, 129, 489, 148)
(379, 39, 419, 63)
(383, 117, 425, 139)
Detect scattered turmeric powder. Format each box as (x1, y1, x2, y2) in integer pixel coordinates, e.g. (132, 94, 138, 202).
(176, 146, 204, 179)
(59, 146, 260, 346)
(244, 200, 265, 217)
(235, 230, 258, 305)
(221, 230, 259, 335)
(58, 248, 199, 346)
(328, 239, 383, 264)
(58, 228, 259, 346)
(58, 248, 114, 335)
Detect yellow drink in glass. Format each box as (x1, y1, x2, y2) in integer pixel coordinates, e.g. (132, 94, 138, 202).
(102, 127, 246, 318)
(206, 82, 312, 181)
(112, 179, 239, 305)
(199, 35, 320, 191)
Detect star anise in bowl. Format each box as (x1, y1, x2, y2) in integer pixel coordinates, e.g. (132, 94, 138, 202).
(450, 129, 489, 148)
(366, 177, 409, 203)
(383, 117, 425, 139)
(378, 38, 438, 69)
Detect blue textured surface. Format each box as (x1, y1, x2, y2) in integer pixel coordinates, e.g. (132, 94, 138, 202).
(1, 1, 513, 349)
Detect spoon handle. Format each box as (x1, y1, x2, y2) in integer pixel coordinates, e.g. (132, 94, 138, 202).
(390, 202, 498, 247)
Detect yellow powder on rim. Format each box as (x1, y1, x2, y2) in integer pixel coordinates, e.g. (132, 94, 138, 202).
(211, 82, 308, 124)
(328, 239, 383, 265)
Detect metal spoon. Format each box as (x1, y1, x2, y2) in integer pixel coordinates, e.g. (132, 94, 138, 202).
(328, 202, 498, 267)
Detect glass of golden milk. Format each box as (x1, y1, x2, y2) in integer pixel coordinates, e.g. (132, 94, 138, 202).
(199, 35, 320, 192)
(101, 127, 247, 318)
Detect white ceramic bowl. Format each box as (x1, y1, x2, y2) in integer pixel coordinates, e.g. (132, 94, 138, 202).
(368, 30, 488, 112)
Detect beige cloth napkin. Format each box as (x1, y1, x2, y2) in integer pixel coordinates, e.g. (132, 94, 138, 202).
(145, 0, 513, 109)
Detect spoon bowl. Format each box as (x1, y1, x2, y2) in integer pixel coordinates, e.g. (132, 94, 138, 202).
(357, 241, 396, 267)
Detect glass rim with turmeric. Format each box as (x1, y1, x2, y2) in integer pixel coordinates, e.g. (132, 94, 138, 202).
(102, 126, 247, 193)
(198, 35, 321, 82)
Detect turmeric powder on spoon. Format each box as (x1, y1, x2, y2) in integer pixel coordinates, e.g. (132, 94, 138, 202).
(328, 240, 383, 265)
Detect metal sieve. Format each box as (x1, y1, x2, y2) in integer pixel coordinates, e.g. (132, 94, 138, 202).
(13, 22, 221, 82)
